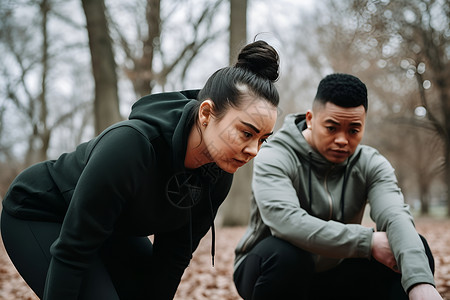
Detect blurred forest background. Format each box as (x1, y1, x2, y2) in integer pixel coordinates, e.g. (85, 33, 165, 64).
(0, 0, 449, 226)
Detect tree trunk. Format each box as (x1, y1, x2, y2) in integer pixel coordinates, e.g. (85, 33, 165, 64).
(419, 182, 430, 215)
(446, 140, 450, 217)
(81, 0, 121, 135)
(218, 0, 249, 227)
(440, 85, 450, 217)
(229, 0, 247, 65)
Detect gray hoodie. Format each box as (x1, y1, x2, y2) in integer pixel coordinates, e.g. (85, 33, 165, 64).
(234, 113, 434, 292)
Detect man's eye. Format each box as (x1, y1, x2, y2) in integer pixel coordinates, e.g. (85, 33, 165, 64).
(326, 127, 335, 132)
(350, 129, 360, 134)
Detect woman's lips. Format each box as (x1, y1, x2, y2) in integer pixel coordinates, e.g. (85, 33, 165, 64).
(232, 158, 247, 166)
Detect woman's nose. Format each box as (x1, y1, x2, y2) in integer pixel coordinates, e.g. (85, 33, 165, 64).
(244, 139, 259, 157)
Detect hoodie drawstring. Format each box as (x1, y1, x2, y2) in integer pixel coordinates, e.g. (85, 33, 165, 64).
(308, 152, 313, 214)
(184, 184, 215, 268)
(188, 207, 193, 258)
(166, 167, 220, 268)
(340, 165, 348, 220)
(207, 185, 216, 267)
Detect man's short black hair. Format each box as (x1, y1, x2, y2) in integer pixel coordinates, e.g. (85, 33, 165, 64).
(314, 73, 368, 111)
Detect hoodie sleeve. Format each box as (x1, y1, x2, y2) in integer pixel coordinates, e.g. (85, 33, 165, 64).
(365, 151, 435, 292)
(44, 126, 153, 300)
(252, 144, 373, 260)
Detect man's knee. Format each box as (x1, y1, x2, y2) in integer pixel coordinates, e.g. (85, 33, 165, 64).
(234, 236, 314, 299)
(257, 237, 313, 273)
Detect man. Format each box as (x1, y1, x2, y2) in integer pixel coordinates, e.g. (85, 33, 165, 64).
(233, 73, 442, 299)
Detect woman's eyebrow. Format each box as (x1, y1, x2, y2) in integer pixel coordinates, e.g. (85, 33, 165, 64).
(241, 121, 274, 136)
(241, 121, 260, 133)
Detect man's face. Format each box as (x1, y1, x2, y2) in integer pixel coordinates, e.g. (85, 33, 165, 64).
(305, 102, 366, 164)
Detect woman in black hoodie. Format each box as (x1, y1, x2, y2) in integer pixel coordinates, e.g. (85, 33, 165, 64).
(1, 40, 280, 300)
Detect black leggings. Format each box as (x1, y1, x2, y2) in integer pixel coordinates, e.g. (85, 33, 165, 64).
(0, 210, 154, 299)
(234, 235, 435, 300)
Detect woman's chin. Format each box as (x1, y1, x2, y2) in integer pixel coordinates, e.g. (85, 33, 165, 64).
(218, 160, 247, 174)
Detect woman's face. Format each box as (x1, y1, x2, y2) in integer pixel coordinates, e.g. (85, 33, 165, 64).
(201, 97, 277, 173)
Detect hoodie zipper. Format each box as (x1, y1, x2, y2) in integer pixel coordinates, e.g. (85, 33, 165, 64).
(324, 167, 334, 220)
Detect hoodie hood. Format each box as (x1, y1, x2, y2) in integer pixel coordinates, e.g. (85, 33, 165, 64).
(274, 113, 363, 220)
(129, 89, 222, 266)
(129, 90, 200, 170)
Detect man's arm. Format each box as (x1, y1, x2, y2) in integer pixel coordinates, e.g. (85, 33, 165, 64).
(366, 151, 437, 293)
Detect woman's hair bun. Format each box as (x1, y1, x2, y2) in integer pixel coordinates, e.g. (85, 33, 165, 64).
(235, 40, 279, 82)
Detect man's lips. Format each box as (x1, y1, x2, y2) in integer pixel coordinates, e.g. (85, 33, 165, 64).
(330, 149, 349, 156)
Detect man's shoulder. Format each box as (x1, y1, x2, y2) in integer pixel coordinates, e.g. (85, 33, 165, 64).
(356, 144, 380, 156)
(352, 144, 393, 171)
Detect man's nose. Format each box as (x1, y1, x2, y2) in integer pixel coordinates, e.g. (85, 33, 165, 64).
(335, 133, 348, 146)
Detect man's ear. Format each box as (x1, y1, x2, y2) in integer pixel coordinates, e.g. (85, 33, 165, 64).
(305, 109, 313, 128)
(199, 99, 214, 125)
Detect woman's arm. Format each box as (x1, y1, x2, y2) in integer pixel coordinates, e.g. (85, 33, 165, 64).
(44, 126, 153, 300)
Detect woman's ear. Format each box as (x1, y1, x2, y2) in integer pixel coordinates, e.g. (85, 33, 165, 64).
(199, 99, 214, 126)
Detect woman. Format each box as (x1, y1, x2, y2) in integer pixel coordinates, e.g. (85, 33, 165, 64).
(1, 40, 280, 299)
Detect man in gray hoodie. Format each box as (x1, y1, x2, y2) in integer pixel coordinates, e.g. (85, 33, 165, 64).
(233, 73, 441, 300)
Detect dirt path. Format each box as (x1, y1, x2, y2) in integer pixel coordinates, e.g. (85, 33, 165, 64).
(0, 218, 449, 300)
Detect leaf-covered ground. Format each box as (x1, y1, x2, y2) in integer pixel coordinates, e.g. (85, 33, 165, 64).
(0, 218, 449, 299)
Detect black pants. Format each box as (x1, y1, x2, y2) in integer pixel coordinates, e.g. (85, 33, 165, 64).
(0, 210, 154, 299)
(234, 235, 435, 300)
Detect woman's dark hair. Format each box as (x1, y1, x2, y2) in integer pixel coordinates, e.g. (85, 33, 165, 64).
(314, 73, 368, 112)
(194, 40, 280, 121)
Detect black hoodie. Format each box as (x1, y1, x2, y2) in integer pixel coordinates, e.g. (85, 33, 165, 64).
(2, 90, 233, 299)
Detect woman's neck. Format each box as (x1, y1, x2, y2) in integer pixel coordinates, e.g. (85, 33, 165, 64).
(184, 125, 211, 169)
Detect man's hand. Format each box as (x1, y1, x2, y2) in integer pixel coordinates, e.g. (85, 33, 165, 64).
(371, 232, 400, 273)
(409, 283, 443, 300)
(372, 233, 441, 299)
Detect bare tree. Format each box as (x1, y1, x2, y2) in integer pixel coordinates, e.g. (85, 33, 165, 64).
(412, 129, 443, 214)
(229, 0, 247, 65)
(109, 0, 226, 98)
(346, 0, 450, 215)
(217, 0, 250, 227)
(81, 0, 122, 134)
(0, 0, 95, 183)
(0, 0, 54, 165)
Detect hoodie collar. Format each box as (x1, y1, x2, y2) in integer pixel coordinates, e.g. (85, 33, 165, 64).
(172, 100, 197, 171)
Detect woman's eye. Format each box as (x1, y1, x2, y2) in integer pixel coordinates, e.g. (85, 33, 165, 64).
(243, 131, 252, 138)
(260, 138, 268, 143)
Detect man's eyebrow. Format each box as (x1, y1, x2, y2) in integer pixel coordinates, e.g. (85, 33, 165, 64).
(324, 119, 362, 126)
(324, 119, 340, 126)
